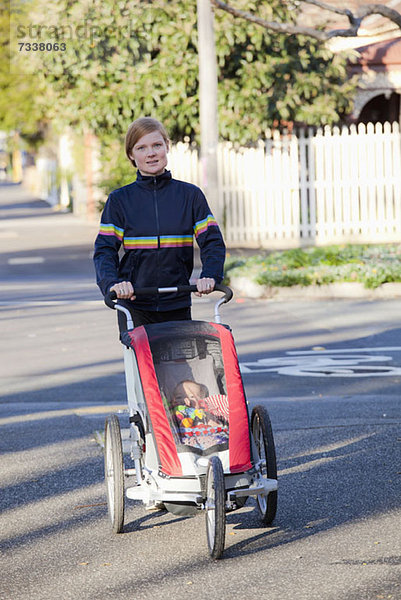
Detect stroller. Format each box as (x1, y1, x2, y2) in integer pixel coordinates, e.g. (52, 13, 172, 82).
(103, 284, 278, 559)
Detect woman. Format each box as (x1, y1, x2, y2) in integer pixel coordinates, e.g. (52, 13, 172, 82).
(94, 117, 226, 329)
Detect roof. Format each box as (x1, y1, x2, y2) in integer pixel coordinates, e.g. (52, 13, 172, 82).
(354, 36, 401, 69)
(297, 0, 401, 40)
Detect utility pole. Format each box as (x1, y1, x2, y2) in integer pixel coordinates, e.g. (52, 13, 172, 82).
(196, 0, 221, 224)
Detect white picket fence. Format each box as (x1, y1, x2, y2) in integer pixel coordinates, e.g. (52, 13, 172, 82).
(168, 121, 401, 248)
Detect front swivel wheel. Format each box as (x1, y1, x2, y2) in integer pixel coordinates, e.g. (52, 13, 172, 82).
(104, 414, 125, 533)
(205, 456, 226, 559)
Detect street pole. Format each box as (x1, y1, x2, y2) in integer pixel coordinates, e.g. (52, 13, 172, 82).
(197, 0, 222, 224)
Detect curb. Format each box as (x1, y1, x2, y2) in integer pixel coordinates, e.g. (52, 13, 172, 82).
(229, 276, 401, 300)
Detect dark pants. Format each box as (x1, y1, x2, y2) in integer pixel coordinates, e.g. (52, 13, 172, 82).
(117, 300, 191, 332)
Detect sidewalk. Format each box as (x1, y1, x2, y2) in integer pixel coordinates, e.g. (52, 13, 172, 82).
(229, 273, 401, 300)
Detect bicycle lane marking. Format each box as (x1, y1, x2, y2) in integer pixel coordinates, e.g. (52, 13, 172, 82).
(239, 347, 401, 377)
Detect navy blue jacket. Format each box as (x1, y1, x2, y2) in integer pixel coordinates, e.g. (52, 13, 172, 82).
(93, 170, 226, 311)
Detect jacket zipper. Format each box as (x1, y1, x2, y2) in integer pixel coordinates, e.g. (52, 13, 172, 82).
(153, 177, 161, 309)
(153, 177, 160, 249)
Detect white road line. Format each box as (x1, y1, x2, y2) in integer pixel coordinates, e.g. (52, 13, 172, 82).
(288, 347, 401, 354)
(2, 282, 96, 289)
(8, 256, 45, 265)
(0, 300, 103, 306)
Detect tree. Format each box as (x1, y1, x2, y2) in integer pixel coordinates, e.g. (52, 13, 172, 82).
(210, 0, 401, 41)
(213, 0, 357, 140)
(0, 0, 48, 146)
(18, 0, 200, 144)
(10, 0, 358, 146)
(4, 0, 373, 196)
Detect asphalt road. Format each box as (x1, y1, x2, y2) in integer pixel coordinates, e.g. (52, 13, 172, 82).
(0, 183, 400, 600)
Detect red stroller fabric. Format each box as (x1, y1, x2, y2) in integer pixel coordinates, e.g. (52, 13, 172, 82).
(123, 321, 252, 477)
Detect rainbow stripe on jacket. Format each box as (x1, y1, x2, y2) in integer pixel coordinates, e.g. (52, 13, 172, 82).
(99, 223, 124, 241)
(193, 214, 218, 238)
(123, 236, 158, 249)
(123, 235, 193, 249)
(160, 235, 193, 248)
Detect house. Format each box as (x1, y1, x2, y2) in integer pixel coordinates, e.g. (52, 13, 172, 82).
(350, 36, 401, 123)
(298, 0, 401, 125)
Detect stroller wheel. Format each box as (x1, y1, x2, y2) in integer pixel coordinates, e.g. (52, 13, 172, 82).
(104, 415, 125, 533)
(251, 405, 278, 525)
(205, 456, 226, 559)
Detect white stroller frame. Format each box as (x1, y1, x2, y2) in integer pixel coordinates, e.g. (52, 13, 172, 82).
(104, 285, 278, 559)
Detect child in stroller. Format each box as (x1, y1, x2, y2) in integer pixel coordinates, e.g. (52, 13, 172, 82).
(171, 380, 229, 451)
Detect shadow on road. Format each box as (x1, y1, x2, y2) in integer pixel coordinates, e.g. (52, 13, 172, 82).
(1, 374, 399, 564)
(223, 422, 400, 557)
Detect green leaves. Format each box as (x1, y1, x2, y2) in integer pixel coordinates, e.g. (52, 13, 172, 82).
(2, 0, 357, 186)
(225, 244, 401, 289)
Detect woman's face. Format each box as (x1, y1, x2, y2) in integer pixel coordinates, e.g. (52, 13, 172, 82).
(129, 130, 168, 177)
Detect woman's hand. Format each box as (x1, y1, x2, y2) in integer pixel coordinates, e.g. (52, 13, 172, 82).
(110, 281, 136, 300)
(195, 277, 215, 296)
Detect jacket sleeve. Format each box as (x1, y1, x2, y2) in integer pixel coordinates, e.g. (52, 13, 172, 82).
(193, 189, 226, 283)
(93, 193, 125, 296)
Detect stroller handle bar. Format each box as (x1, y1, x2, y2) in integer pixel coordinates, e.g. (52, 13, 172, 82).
(104, 284, 233, 325)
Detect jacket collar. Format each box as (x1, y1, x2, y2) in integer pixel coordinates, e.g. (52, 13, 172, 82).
(136, 169, 172, 188)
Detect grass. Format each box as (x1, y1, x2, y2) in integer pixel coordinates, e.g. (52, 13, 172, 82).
(223, 244, 401, 289)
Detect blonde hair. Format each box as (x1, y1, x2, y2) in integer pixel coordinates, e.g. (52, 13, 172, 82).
(125, 117, 169, 167)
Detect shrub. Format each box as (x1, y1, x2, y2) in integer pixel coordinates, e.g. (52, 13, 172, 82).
(224, 244, 401, 289)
